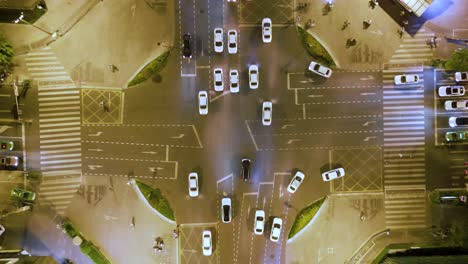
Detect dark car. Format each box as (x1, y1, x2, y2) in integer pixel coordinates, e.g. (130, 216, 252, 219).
(241, 158, 251, 181)
(182, 34, 192, 58)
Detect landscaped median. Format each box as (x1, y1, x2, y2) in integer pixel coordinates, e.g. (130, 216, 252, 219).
(288, 196, 327, 239)
(428, 188, 467, 206)
(62, 220, 111, 264)
(134, 180, 175, 222)
(296, 26, 335, 67)
(127, 50, 171, 87)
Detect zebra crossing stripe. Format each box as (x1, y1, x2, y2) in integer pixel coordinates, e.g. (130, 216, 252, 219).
(39, 117, 81, 123)
(39, 106, 81, 112)
(39, 132, 81, 139)
(41, 148, 82, 155)
(40, 184, 81, 191)
(40, 158, 82, 165)
(39, 101, 80, 107)
(38, 95, 80, 101)
(41, 153, 82, 160)
(39, 122, 81, 128)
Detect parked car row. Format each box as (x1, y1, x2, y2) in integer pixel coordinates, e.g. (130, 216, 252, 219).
(0, 140, 18, 168)
(442, 72, 468, 141)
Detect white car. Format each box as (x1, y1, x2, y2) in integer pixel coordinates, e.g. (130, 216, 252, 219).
(228, 30, 238, 54)
(202, 230, 212, 256)
(394, 74, 419, 85)
(286, 170, 305, 193)
(262, 18, 272, 43)
(322, 168, 345, 182)
(308, 61, 332, 78)
(198, 91, 208, 115)
(438, 86, 465, 97)
(254, 210, 265, 235)
(221, 197, 232, 223)
(227, 0, 236, 2)
(188, 172, 199, 197)
(213, 28, 224, 53)
(270, 217, 282, 242)
(249, 65, 259, 89)
(213, 68, 224, 91)
(455, 72, 468, 82)
(229, 70, 239, 93)
(445, 100, 468, 111)
(262, 101, 272, 126)
(449, 116, 468, 127)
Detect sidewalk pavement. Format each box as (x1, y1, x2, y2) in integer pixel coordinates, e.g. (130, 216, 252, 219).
(297, 0, 467, 70)
(286, 194, 385, 263)
(66, 176, 177, 264)
(297, 0, 404, 69)
(43, 0, 175, 88)
(1, 0, 175, 88)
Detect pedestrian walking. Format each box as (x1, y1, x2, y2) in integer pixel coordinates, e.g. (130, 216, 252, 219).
(398, 26, 405, 38)
(432, 36, 438, 47)
(342, 20, 350, 30)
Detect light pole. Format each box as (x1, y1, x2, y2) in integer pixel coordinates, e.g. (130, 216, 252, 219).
(13, 12, 58, 39)
(13, 80, 21, 121)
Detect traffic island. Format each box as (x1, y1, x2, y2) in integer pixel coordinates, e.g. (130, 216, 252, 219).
(428, 189, 468, 206)
(288, 196, 327, 240)
(127, 50, 171, 88)
(296, 26, 335, 67)
(133, 179, 175, 222)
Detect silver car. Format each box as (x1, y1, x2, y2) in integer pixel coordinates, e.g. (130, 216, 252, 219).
(213, 28, 224, 53)
(308, 61, 332, 78)
(0, 156, 19, 167)
(286, 171, 305, 193)
(322, 168, 345, 182)
(221, 197, 232, 223)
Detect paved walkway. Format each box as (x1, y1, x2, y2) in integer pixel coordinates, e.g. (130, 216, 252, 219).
(286, 194, 385, 263)
(66, 176, 177, 264)
(297, 0, 467, 70)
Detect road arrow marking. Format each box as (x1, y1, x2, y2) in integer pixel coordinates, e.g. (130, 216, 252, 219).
(171, 134, 185, 139)
(149, 167, 164, 172)
(362, 121, 376, 127)
(88, 149, 103, 152)
(142, 151, 158, 155)
(300, 79, 314, 83)
(0, 125, 12, 134)
(89, 132, 103, 137)
(281, 124, 295, 130)
(286, 139, 300, 144)
(361, 92, 376, 95)
(360, 75, 376, 81)
(88, 165, 103, 170)
(308, 94, 323, 98)
(364, 136, 377, 142)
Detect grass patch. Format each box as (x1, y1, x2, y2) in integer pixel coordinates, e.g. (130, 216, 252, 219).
(128, 50, 171, 87)
(62, 221, 79, 238)
(135, 180, 175, 221)
(297, 26, 335, 66)
(80, 240, 111, 264)
(288, 196, 326, 239)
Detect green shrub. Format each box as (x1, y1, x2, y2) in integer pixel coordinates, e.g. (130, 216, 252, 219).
(288, 197, 327, 239)
(128, 50, 171, 87)
(135, 180, 175, 221)
(62, 222, 79, 238)
(80, 240, 111, 264)
(297, 26, 335, 66)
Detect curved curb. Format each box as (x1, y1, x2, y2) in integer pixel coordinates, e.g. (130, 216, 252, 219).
(286, 196, 329, 244)
(297, 25, 341, 69)
(129, 179, 176, 225)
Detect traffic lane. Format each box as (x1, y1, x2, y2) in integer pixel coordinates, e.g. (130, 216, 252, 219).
(248, 115, 382, 134)
(296, 86, 381, 104)
(262, 173, 290, 264)
(179, 225, 217, 263)
(81, 125, 202, 148)
(254, 131, 382, 150)
(304, 100, 382, 117)
(179, 0, 196, 74)
(250, 182, 274, 264)
(234, 194, 257, 264)
(81, 158, 177, 178)
(288, 70, 383, 89)
(81, 142, 167, 161)
(194, 0, 210, 64)
(217, 177, 235, 264)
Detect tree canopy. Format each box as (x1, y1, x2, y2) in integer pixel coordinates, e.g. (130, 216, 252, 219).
(0, 34, 14, 82)
(445, 48, 468, 71)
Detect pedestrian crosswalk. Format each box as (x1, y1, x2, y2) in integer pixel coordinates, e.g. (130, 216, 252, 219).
(381, 64, 427, 229)
(389, 26, 434, 64)
(448, 153, 468, 188)
(26, 46, 82, 215)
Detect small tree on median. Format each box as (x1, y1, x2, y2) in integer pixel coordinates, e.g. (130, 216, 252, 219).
(445, 48, 468, 71)
(0, 34, 15, 83)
